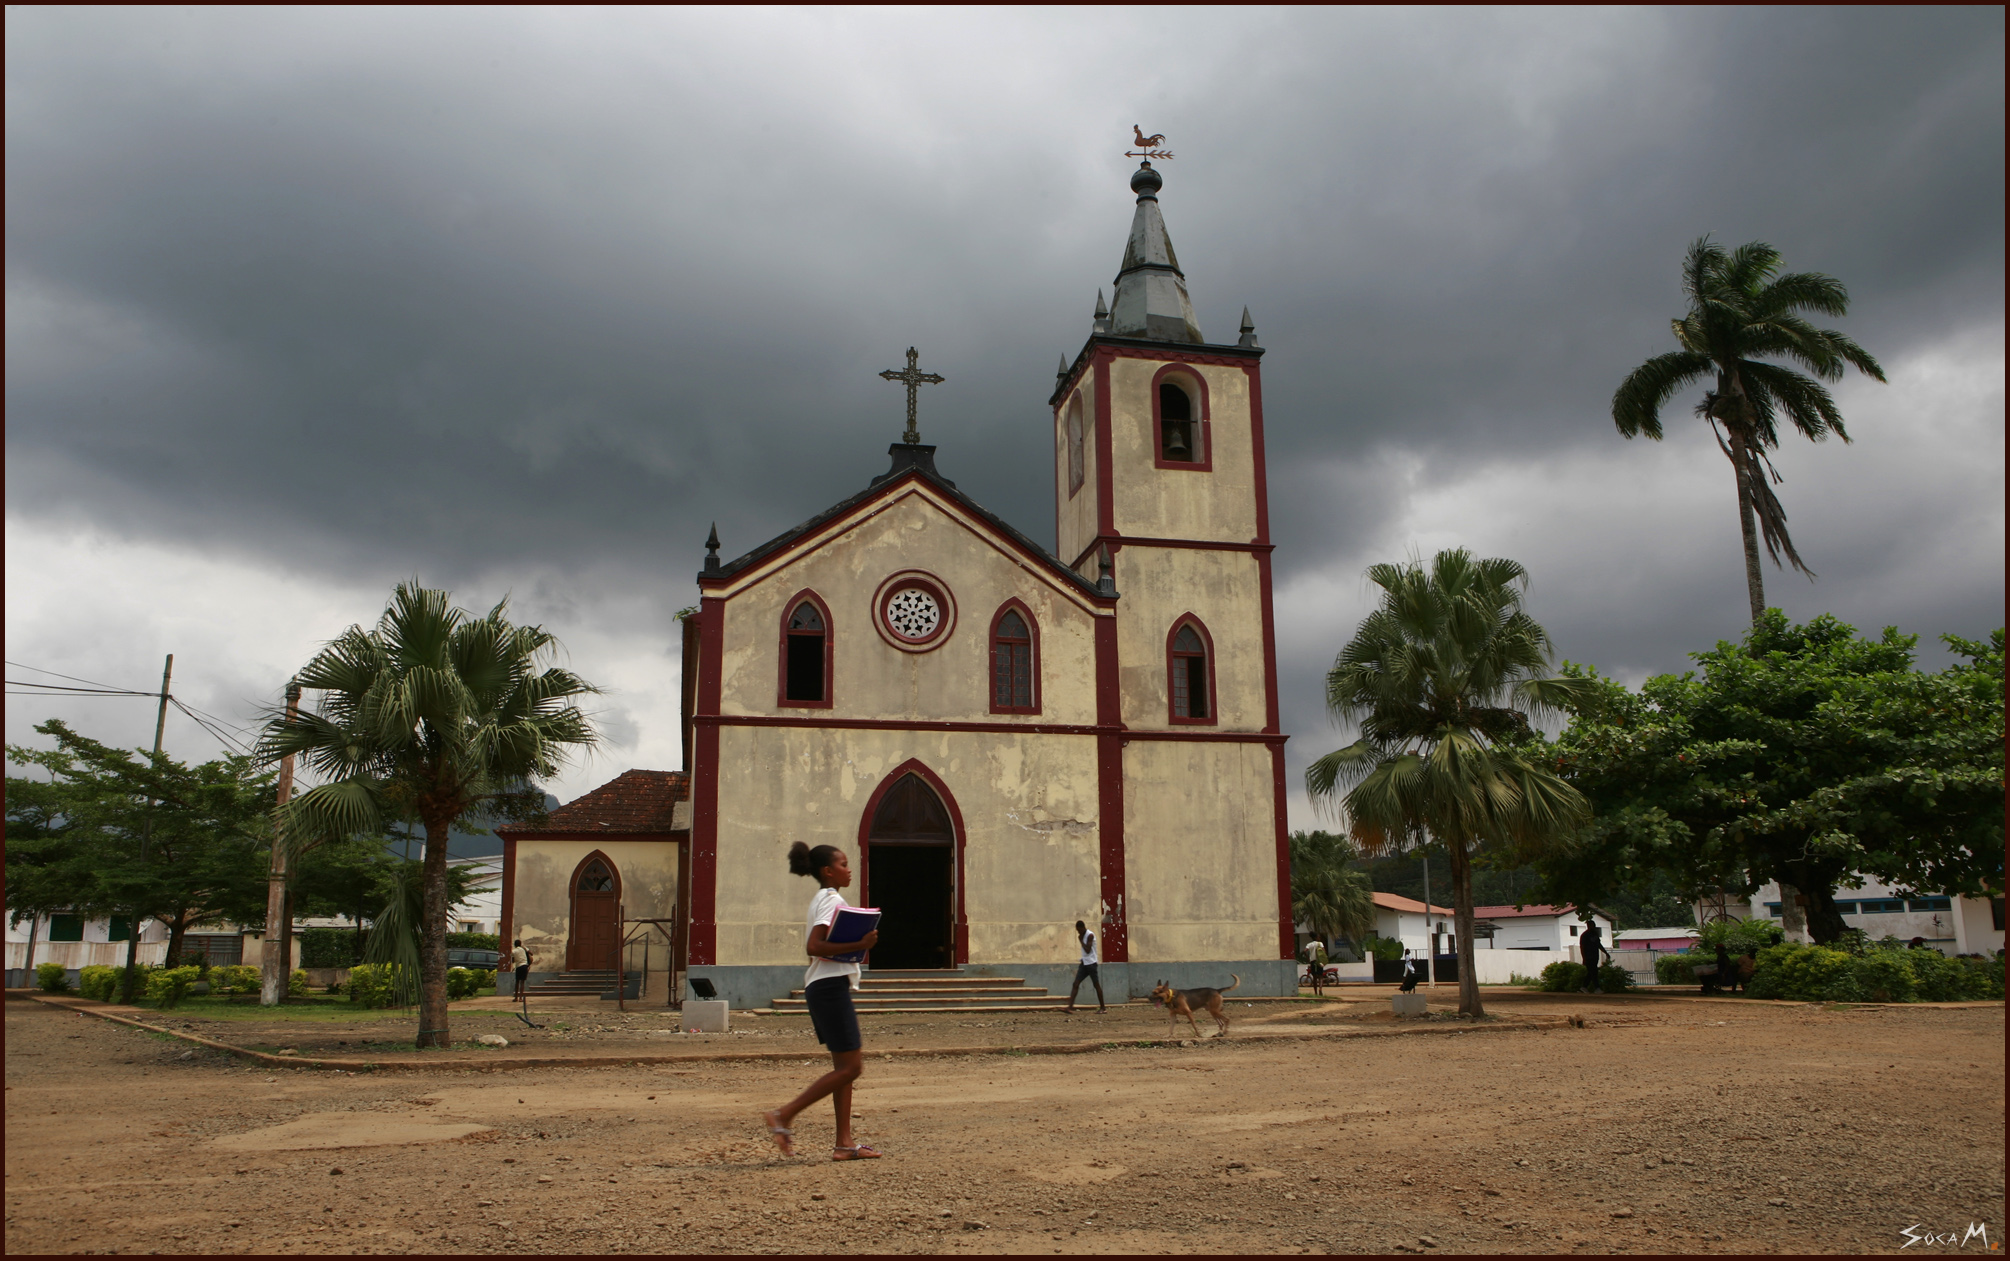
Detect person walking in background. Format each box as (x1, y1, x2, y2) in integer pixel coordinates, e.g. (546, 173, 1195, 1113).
(763, 842, 881, 1162)
(1579, 918, 1605, 992)
(1303, 938, 1329, 995)
(1066, 918, 1105, 1013)
(510, 939, 532, 999)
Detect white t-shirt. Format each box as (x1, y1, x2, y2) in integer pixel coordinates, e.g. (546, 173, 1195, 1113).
(1079, 929, 1098, 966)
(804, 886, 861, 990)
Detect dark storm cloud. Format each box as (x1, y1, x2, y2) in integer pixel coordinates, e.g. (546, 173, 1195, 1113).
(7, 7, 2004, 800)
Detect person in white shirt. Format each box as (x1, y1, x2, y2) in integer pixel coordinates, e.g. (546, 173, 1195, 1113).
(1065, 918, 1106, 1013)
(762, 842, 882, 1161)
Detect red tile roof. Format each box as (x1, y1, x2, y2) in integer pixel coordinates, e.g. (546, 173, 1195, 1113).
(1469, 904, 1585, 920)
(499, 769, 689, 836)
(1371, 891, 1453, 916)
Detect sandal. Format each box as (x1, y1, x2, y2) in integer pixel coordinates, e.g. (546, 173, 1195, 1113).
(832, 1144, 882, 1161)
(761, 1111, 795, 1157)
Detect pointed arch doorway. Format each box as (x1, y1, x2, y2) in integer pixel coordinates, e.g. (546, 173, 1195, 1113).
(861, 765, 964, 970)
(566, 852, 622, 972)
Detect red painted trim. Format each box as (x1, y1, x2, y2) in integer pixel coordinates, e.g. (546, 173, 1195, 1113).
(871, 570, 957, 653)
(1070, 535, 1273, 571)
(987, 599, 1042, 715)
(855, 759, 970, 966)
(691, 711, 1284, 742)
(688, 596, 723, 966)
(564, 848, 623, 972)
(500, 833, 517, 952)
(1049, 339, 1260, 405)
(776, 588, 834, 709)
(1148, 363, 1213, 472)
(1093, 612, 1127, 961)
(1256, 549, 1281, 735)
(1093, 352, 1115, 540)
(1244, 359, 1272, 547)
(1166, 614, 1219, 726)
(1271, 741, 1294, 960)
(497, 830, 687, 843)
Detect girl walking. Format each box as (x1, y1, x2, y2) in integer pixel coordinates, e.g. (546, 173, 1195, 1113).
(762, 842, 882, 1161)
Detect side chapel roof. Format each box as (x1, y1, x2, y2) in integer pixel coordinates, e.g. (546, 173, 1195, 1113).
(498, 769, 689, 837)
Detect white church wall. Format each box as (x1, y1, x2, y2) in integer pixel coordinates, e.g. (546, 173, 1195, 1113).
(1114, 545, 1269, 731)
(1104, 358, 1259, 544)
(711, 725, 1103, 970)
(713, 488, 1102, 725)
(509, 838, 680, 971)
(1122, 739, 1283, 963)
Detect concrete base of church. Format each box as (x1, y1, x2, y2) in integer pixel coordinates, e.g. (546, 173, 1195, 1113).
(687, 959, 1296, 1010)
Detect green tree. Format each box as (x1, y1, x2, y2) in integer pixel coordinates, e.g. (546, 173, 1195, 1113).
(257, 583, 596, 1048)
(1536, 614, 2004, 943)
(5, 720, 274, 997)
(1612, 237, 1885, 625)
(1288, 831, 1375, 949)
(1305, 550, 1591, 1017)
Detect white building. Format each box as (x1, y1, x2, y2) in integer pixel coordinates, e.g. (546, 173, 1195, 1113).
(1370, 892, 1454, 958)
(1469, 903, 1616, 955)
(1724, 879, 2003, 956)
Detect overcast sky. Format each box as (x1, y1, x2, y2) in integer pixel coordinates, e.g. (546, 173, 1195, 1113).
(7, 6, 2003, 834)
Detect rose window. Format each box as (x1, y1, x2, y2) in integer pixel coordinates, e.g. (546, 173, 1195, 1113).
(884, 587, 942, 641)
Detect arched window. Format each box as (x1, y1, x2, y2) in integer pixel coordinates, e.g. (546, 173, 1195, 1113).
(1159, 381, 1195, 462)
(780, 594, 831, 707)
(1065, 394, 1086, 496)
(990, 605, 1038, 713)
(1168, 619, 1214, 723)
(577, 859, 614, 892)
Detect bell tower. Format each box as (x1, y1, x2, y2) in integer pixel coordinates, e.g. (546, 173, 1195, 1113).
(1048, 150, 1291, 966)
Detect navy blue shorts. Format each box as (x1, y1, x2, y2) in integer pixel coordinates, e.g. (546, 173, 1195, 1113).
(1073, 963, 1100, 987)
(805, 977, 861, 1054)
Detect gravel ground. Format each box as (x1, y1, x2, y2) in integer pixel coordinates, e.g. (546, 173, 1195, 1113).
(4, 990, 2001, 1254)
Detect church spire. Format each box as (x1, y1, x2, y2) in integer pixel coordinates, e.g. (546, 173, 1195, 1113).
(1107, 161, 1203, 344)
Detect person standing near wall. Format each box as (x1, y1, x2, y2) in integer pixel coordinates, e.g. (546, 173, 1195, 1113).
(510, 939, 532, 998)
(763, 843, 882, 1161)
(1579, 917, 1606, 992)
(1065, 918, 1105, 1013)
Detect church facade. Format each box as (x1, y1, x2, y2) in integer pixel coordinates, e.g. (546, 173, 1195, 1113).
(682, 159, 1294, 1006)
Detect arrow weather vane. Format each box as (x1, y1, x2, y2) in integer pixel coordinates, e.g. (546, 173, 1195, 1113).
(1127, 124, 1173, 161)
(880, 346, 945, 445)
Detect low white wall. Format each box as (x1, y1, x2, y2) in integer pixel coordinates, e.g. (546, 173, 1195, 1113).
(7, 942, 170, 971)
(1466, 950, 1552, 985)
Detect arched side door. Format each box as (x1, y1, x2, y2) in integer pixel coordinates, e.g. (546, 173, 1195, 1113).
(860, 765, 965, 970)
(566, 851, 622, 972)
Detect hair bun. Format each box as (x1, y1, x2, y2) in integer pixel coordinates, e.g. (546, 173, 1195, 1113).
(786, 841, 813, 876)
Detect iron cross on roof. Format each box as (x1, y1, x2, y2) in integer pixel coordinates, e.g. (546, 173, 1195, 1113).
(879, 347, 945, 445)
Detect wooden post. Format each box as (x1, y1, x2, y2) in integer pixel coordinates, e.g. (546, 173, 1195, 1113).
(260, 681, 301, 1006)
(616, 902, 626, 1012)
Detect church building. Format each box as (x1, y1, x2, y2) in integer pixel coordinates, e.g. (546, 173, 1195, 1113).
(678, 157, 1294, 1006)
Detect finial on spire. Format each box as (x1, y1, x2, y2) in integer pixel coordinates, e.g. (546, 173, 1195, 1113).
(1096, 544, 1117, 597)
(703, 523, 721, 575)
(1238, 306, 1259, 349)
(1092, 290, 1111, 335)
(879, 346, 945, 445)
(1056, 354, 1070, 382)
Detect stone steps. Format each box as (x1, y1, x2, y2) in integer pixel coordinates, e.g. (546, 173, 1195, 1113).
(769, 969, 1071, 1014)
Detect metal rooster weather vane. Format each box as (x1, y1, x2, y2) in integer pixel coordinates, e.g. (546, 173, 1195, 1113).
(879, 347, 945, 445)
(1127, 124, 1173, 161)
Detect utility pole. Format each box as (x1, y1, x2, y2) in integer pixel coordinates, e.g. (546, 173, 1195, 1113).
(260, 680, 302, 1006)
(1421, 848, 1436, 987)
(121, 653, 172, 1003)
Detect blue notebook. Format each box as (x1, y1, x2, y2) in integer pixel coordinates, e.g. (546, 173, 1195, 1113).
(826, 906, 882, 964)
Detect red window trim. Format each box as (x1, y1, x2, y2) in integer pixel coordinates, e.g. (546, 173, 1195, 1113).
(776, 588, 834, 710)
(855, 759, 970, 966)
(872, 570, 957, 653)
(1166, 614, 1218, 726)
(1150, 364, 1213, 472)
(987, 599, 1042, 715)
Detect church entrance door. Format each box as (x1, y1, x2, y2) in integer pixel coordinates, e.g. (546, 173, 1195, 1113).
(567, 853, 620, 972)
(864, 772, 957, 970)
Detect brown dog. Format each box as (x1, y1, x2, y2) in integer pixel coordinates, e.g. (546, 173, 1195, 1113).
(1151, 975, 1240, 1038)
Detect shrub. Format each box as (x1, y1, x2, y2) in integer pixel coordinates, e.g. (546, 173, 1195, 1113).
(1655, 953, 1700, 986)
(289, 969, 309, 998)
(144, 965, 203, 1009)
(446, 967, 498, 1000)
(1363, 936, 1405, 962)
(1909, 950, 2003, 1002)
(1509, 972, 1542, 988)
(346, 962, 411, 1009)
(35, 961, 71, 993)
(1697, 917, 1784, 955)
(1537, 960, 1588, 992)
(1745, 943, 1854, 1001)
(1848, 950, 1917, 1003)
(298, 927, 363, 969)
(445, 932, 500, 953)
(78, 964, 120, 1001)
(211, 964, 262, 995)
(1595, 963, 1636, 994)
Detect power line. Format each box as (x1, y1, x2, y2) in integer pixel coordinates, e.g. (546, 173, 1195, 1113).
(6, 680, 158, 696)
(4, 660, 140, 692)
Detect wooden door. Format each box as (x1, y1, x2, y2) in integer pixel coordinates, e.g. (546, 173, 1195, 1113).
(567, 855, 620, 971)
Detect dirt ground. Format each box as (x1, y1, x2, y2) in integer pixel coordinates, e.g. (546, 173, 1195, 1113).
(4, 989, 2002, 1255)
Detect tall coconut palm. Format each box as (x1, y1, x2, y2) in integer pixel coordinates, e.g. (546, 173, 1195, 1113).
(1613, 237, 1884, 625)
(1306, 550, 1590, 1018)
(256, 583, 598, 1048)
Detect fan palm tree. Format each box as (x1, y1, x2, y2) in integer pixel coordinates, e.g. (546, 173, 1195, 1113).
(1289, 832, 1376, 950)
(1306, 550, 1591, 1018)
(256, 583, 598, 1048)
(1613, 237, 1884, 625)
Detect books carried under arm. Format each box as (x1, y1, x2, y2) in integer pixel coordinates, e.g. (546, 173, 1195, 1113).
(825, 907, 882, 964)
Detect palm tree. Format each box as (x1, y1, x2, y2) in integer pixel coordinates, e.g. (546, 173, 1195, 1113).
(1613, 237, 1884, 625)
(1289, 832, 1376, 952)
(1306, 550, 1590, 1018)
(256, 583, 598, 1048)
